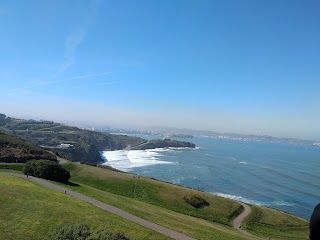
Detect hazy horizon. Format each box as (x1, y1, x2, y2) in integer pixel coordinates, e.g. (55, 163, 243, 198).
(1, 1, 319, 141)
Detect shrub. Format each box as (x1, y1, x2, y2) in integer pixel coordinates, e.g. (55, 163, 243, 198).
(89, 229, 129, 240)
(47, 224, 130, 240)
(47, 224, 91, 240)
(183, 195, 210, 208)
(23, 160, 70, 183)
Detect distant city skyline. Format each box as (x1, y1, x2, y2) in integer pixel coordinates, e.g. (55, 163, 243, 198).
(1, 0, 319, 140)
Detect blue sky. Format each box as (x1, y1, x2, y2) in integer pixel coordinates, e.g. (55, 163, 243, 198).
(0, 0, 319, 140)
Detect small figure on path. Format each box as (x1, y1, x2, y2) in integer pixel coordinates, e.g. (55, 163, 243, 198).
(64, 190, 66, 194)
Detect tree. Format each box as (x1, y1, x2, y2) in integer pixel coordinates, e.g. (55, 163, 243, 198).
(23, 160, 70, 183)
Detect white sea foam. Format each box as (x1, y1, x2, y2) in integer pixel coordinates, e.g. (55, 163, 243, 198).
(213, 192, 295, 208)
(239, 161, 248, 164)
(101, 149, 174, 171)
(272, 200, 295, 207)
(213, 192, 264, 206)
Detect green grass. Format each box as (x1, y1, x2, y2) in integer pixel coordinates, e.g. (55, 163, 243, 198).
(62, 162, 309, 240)
(0, 163, 23, 171)
(57, 182, 251, 240)
(58, 130, 78, 134)
(0, 174, 170, 240)
(243, 205, 309, 239)
(0, 161, 309, 240)
(63, 162, 242, 225)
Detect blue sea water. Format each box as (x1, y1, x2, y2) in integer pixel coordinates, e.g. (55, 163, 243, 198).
(102, 135, 320, 220)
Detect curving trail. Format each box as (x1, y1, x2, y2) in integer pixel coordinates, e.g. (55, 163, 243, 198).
(233, 202, 261, 239)
(1, 172, 195, 240)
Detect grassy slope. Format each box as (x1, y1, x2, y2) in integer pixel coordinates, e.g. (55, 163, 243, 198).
(243, 205, 309, 240)
(58, 181, 250, 240)
(0, 163, 309, 240)
(0, 163, 23, 172)
(63, 162, 241, 225)
(0, 174, 170, 240)
(62, 162, 309, 240)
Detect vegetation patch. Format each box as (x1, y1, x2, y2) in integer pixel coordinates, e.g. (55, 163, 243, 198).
(0, 131, 56, 163)
(23, 160, 70, 183)
(48, 224, 129, 240)
(183, 195, 210, 208)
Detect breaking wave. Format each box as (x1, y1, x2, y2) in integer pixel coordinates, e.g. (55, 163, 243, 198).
(101, 149, 175, 171)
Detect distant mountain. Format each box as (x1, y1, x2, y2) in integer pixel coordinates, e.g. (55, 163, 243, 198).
(0, 131, 56, 163)
(108, 126, 320, 147)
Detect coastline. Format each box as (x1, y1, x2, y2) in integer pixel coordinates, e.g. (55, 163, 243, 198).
(98, 137, 318, 220)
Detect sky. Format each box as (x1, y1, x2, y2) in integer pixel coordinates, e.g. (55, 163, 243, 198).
(0, 0, 319, 140)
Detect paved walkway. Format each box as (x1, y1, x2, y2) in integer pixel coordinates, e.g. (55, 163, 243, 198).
(0, 172, 195, 240)
(233, 202, 261, 239)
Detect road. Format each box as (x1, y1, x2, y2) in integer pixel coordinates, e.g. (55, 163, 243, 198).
(233, 202, 261, 239)
(1, 172, 195, 240)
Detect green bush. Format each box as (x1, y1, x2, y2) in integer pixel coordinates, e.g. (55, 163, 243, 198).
(48, 224, 90, 240)
(89, 229, 129, 240)
(183, 195, 210, 208)
(23, 160, 70, 183)
(47, 224, 130, 240)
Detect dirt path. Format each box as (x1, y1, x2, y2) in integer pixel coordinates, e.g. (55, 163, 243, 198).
(1, 172, 195, 240)
(233, 202, 261, 239)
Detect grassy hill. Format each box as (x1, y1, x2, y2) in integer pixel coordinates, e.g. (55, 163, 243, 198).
(0, 174, 170, 240)
(243, 205, 309, 239)
(0, 161, 309, 240)
(61, 162, 309, 240)
(0, 131, 56, 163)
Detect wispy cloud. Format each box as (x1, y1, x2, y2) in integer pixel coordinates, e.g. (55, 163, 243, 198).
(8, 72, 114, 92)
(70, 72, 112, 80)
(55, 0, 102, 76)
(57, 29, 86, 76)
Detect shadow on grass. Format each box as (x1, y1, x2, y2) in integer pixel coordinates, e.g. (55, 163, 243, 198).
(64, 181, 80, 187)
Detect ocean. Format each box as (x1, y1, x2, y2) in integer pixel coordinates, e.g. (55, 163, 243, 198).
(101, 135, 320, 220)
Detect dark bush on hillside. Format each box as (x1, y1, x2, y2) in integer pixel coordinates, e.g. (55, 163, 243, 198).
(47, 224, 90, 240)
(47, 224, 130, 240)
(89, 229, 129, 240)
(183, 195, 210, 208)
(23, 160, 70, 183)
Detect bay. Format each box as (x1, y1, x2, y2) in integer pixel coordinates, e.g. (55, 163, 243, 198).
(102, 135, 320, 220)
